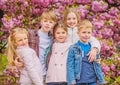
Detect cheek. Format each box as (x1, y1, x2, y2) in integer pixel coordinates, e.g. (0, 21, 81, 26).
(76, 20, 78, 23)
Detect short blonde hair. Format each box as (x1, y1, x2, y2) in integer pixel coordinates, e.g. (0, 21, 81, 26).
(78, 19, 93, 31)
(40, 11, 58, 23)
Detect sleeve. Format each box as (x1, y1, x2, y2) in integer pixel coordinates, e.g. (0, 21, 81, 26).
(89, 36, 101, 53)
(67, 46, 76, 85)
(22, 50, 43, 85)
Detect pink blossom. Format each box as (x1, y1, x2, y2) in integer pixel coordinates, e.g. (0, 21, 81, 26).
(24, 1, 29, 7)
(2, 17, 14, 29)
(77, 5, 89, 19)
(99, 13, 112, 20)
(102, 63, 110, 75)
(91, 1, 108, 12)
(110, 64, 116, 71)
(107, 0, 115, 4)
(108, 7, 119, 16)
(113, 19, 120, 27)
(76, 0, 91, 4)
(92, 20, 104, 29)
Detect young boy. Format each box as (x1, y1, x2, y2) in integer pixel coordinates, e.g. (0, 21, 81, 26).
(14, 11, 57, 83)
(67, 20, 107, 85)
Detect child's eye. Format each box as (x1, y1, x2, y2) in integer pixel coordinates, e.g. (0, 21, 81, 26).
(88, 32, 91, 34)
(62, 32, 66, 34)
(67, 18, 71, 20)
(24, 38, 28, 40)
(57, 32, 60, 34)
(73, 17, 76, 20)
(49, 21, 54, 24)
(18, 39, 22, 42)
(82, 32, 86, 33)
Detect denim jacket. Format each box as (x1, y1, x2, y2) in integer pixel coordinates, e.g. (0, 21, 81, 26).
(67, 42, 106, 85)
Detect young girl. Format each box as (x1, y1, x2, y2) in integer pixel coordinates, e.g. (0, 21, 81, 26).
(63, 8, 101, 62)
(45, 23, 72, 85)
(7, 27, 43, 85)
(15, 11, 57, 79)
(67, 20, 107, 85)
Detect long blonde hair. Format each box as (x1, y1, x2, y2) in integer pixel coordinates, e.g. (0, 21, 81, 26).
(7, 27, 28, 66)
(62, 8, 81, 27)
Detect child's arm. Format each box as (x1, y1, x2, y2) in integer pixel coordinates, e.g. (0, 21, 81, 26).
(22, 49, 43, 85)
(88, 36, 101, 62)
(67, 46, 76, 85)
(89, 36, 101, 52)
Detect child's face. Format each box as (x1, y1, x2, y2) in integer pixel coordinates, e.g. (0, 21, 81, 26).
(54, 28, 68, 43)
(77, 27, 92, 44)
(40, 18, 56, 32)
(66, 12, 78, 28)
(14, 33, 28, 47)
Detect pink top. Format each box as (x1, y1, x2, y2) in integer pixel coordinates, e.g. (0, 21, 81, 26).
(46, 41, 72, 83)
(16, 46, 43, 85)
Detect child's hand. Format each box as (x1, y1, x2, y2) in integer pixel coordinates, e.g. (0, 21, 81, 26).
(14, 57, 24, 69)
(95, 58, 101, 64)
(88, 47, 98, 62)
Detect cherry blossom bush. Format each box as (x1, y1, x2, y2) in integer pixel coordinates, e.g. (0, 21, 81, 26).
(0, 0, 120, 84)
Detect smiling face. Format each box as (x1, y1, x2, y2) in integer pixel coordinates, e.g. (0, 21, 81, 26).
(14, 33, 28, 47)
(78, 27, 92, 44)
(66, 12, 78, 28)
(54, 27, 68, 43)
(40, 18, 56, 32)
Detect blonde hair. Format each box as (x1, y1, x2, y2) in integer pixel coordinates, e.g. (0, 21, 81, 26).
(78, 19, 93, 31)
(53, 22, 67, 39)
(62, 8, 81, 27)
(7, 27, 28, 66)
(40, 11, 58, 23)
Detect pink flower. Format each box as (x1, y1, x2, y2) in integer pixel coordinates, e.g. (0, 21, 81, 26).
(110, 64, 116, 71)
(76, 0, 91, 4)
(113, 19, 120, 27)
(107, 0, 115, 4)
(99, 13, 112, 20)
(91, 1, 108, 12)
(108, 7, 119, 16)
(92, 20, 104, 29)
(102, 63, 110, 75)
(77, 5, 89, 19)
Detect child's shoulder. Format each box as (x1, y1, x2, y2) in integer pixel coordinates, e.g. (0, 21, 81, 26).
(17, 46, 35, 54)
(69, 43, 82, 52)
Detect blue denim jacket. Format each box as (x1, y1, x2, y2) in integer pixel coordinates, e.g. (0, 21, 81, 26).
(67, 43, 106, 85)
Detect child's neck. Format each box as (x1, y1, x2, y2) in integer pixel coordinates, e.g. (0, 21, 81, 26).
(40, 28, 48, 33)
(69, 26, 77, 29)
(79, 39, 89, 44)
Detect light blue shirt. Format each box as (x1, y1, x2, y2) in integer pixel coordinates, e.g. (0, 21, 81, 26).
(38, 30, 52, 76)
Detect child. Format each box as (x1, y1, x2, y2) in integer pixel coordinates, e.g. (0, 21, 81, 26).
(67, 20, 107, 85)
(45, 23, 72, 85)
(63, 8, 101, 62)
(38, 10, 57, 78)
(14, 11, 57, 79)
(7, 27, 43, 85)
